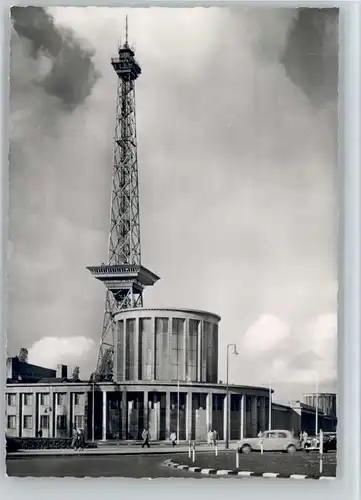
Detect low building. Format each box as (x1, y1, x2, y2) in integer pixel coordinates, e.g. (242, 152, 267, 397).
(6, 308, 337, 442)
(303, 392, 337, 417)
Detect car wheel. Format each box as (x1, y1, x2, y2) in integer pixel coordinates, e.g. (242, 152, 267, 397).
(241, 445, 252, 454)
(287, 445, 296, 454)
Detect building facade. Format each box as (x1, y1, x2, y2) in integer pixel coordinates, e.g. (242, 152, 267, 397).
(303, 393, 337, 417)
(5, 311, 337, 442)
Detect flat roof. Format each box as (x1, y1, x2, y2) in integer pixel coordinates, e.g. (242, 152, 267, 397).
(114, 307, 221, 322)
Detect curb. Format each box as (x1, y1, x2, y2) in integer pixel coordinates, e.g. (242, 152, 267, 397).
(164, 459, 336, 481)
(6, 449, 211, 459)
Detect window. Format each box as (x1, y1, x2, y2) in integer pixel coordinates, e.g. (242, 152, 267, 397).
(40, 415, 49, 429)
(23, 416, 33, 429)
(74, 415, 84, 429)
(170, 318, 185, 380)
(74, 393, 82, 405)
(57, 415, 66, 429)
(7, 416, 16, 429)
(139, 318, 153, 381)
(40, 393, 50, 406)
(57, 393, 66, 405)
(186, 319, 199, 381)
(125, 319, 136, 380)
(23, 394, 32, 406)
(7, 394, 16, 406)
(155, 318, 169, 380)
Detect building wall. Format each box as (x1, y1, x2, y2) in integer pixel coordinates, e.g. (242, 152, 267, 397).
(303, 393, 337, 417)
(114, 308, 220, 385)
(6, 381, 271, 442)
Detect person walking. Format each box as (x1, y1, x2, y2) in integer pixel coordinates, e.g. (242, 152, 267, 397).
(78, 429, 85, 451)
(212, 429, 218, 448)
(141, 428, 150, 448)
(207, 429, 213, 447)
(170, 431, 177, 447)
(71, 427, 79, 451)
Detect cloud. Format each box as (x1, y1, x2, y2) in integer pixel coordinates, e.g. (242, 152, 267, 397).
(7, 7, 338, 401)
(27, 336, 96, 376)
(242, 314, 290, 354)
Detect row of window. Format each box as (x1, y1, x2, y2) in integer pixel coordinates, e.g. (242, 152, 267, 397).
(6, 393, 84, 407)
(7, 415, 85, 430)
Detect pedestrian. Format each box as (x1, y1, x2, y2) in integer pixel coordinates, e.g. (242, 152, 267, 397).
(212, 429, 218, 447)
(78, 429, 85, 451)
(71, 427, 79, 450)
(207, 429, 213, 447)
(258, 430, 263, 438)
(141, 428, 150, 448)
(170, 431, 177, 447)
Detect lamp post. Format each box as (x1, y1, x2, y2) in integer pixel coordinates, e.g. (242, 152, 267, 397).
(177, 379, 180, 444)
(92, 380, 95, 442)
(268, 379, 272, 431)
(225, 343, 239, 449)
(315, 373, 319, 436)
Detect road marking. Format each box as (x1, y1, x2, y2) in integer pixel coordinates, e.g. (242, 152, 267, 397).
(201, 468, 216, 474)
(238, 471, 253, 477)
(290, 474, 307, 479)
(263, 473, 279, 478)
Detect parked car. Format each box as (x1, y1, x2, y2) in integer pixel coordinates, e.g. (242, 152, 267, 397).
(304, 432, 337, 453)
(234, 430, 301, 454)
(323, 432, 337, 452)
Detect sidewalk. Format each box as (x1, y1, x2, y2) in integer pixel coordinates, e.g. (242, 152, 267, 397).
(7, 443, 212, 458)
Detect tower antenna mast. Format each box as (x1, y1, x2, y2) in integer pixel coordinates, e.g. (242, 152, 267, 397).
(87, 20, 159, 381)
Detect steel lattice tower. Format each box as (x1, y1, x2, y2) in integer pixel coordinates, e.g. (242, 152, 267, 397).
(87, 19, 159, 380)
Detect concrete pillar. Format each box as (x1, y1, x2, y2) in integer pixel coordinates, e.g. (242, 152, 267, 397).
(240, 394, 245, 439)
(66, 393, 71, 437)
(17, 393, 22, 437)
(186, 391, 193, 440)
(121, 391, 127, 440)
(54, 394, 58, 438)
(223, 394, 228, 442)
(165, 391, 170, 439)
(260, 397, 266, 432)
(143, 391, 149, 429)
(134, 318, 140, 381)
(49, 391, 54, 438)
(102, 390, 107, 441)
(251, 396, 258, 437)
(206, 392, 212, 431)
(197, 323, 202, 382)
(32, 393, 37, 437)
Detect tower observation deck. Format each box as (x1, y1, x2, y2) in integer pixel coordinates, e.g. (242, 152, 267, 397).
(88, 19, 159, 380)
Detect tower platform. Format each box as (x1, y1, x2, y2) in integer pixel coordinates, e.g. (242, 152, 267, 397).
(87, 264, 160, 297)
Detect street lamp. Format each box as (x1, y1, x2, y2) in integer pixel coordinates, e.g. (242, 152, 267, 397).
(225, 343, 239, 449)
(268, 379, 272, 431)
(315, 372, 319, 436)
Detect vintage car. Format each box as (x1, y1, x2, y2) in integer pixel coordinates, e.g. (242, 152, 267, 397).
(304, 432, 337, 453)
(234, 429, 301, 454)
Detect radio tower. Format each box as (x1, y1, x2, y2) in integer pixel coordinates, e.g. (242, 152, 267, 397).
(87, 17, 159, 380)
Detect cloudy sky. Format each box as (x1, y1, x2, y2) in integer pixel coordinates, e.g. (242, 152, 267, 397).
(8, 7, 338, 403)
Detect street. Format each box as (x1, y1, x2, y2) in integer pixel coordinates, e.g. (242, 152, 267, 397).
(6, 451, 336, 478)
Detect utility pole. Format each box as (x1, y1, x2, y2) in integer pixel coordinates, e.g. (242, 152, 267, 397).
(225, 344, 238, 449)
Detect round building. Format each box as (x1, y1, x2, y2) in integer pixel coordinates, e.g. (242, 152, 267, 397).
(95, 308, 271, 441)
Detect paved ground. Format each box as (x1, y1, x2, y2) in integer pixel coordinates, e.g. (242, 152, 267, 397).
(173, 451, 337, 477)
(8, 444, 209, 457)
(6, 451, 336, 478)
(6, 454, 212, 478)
